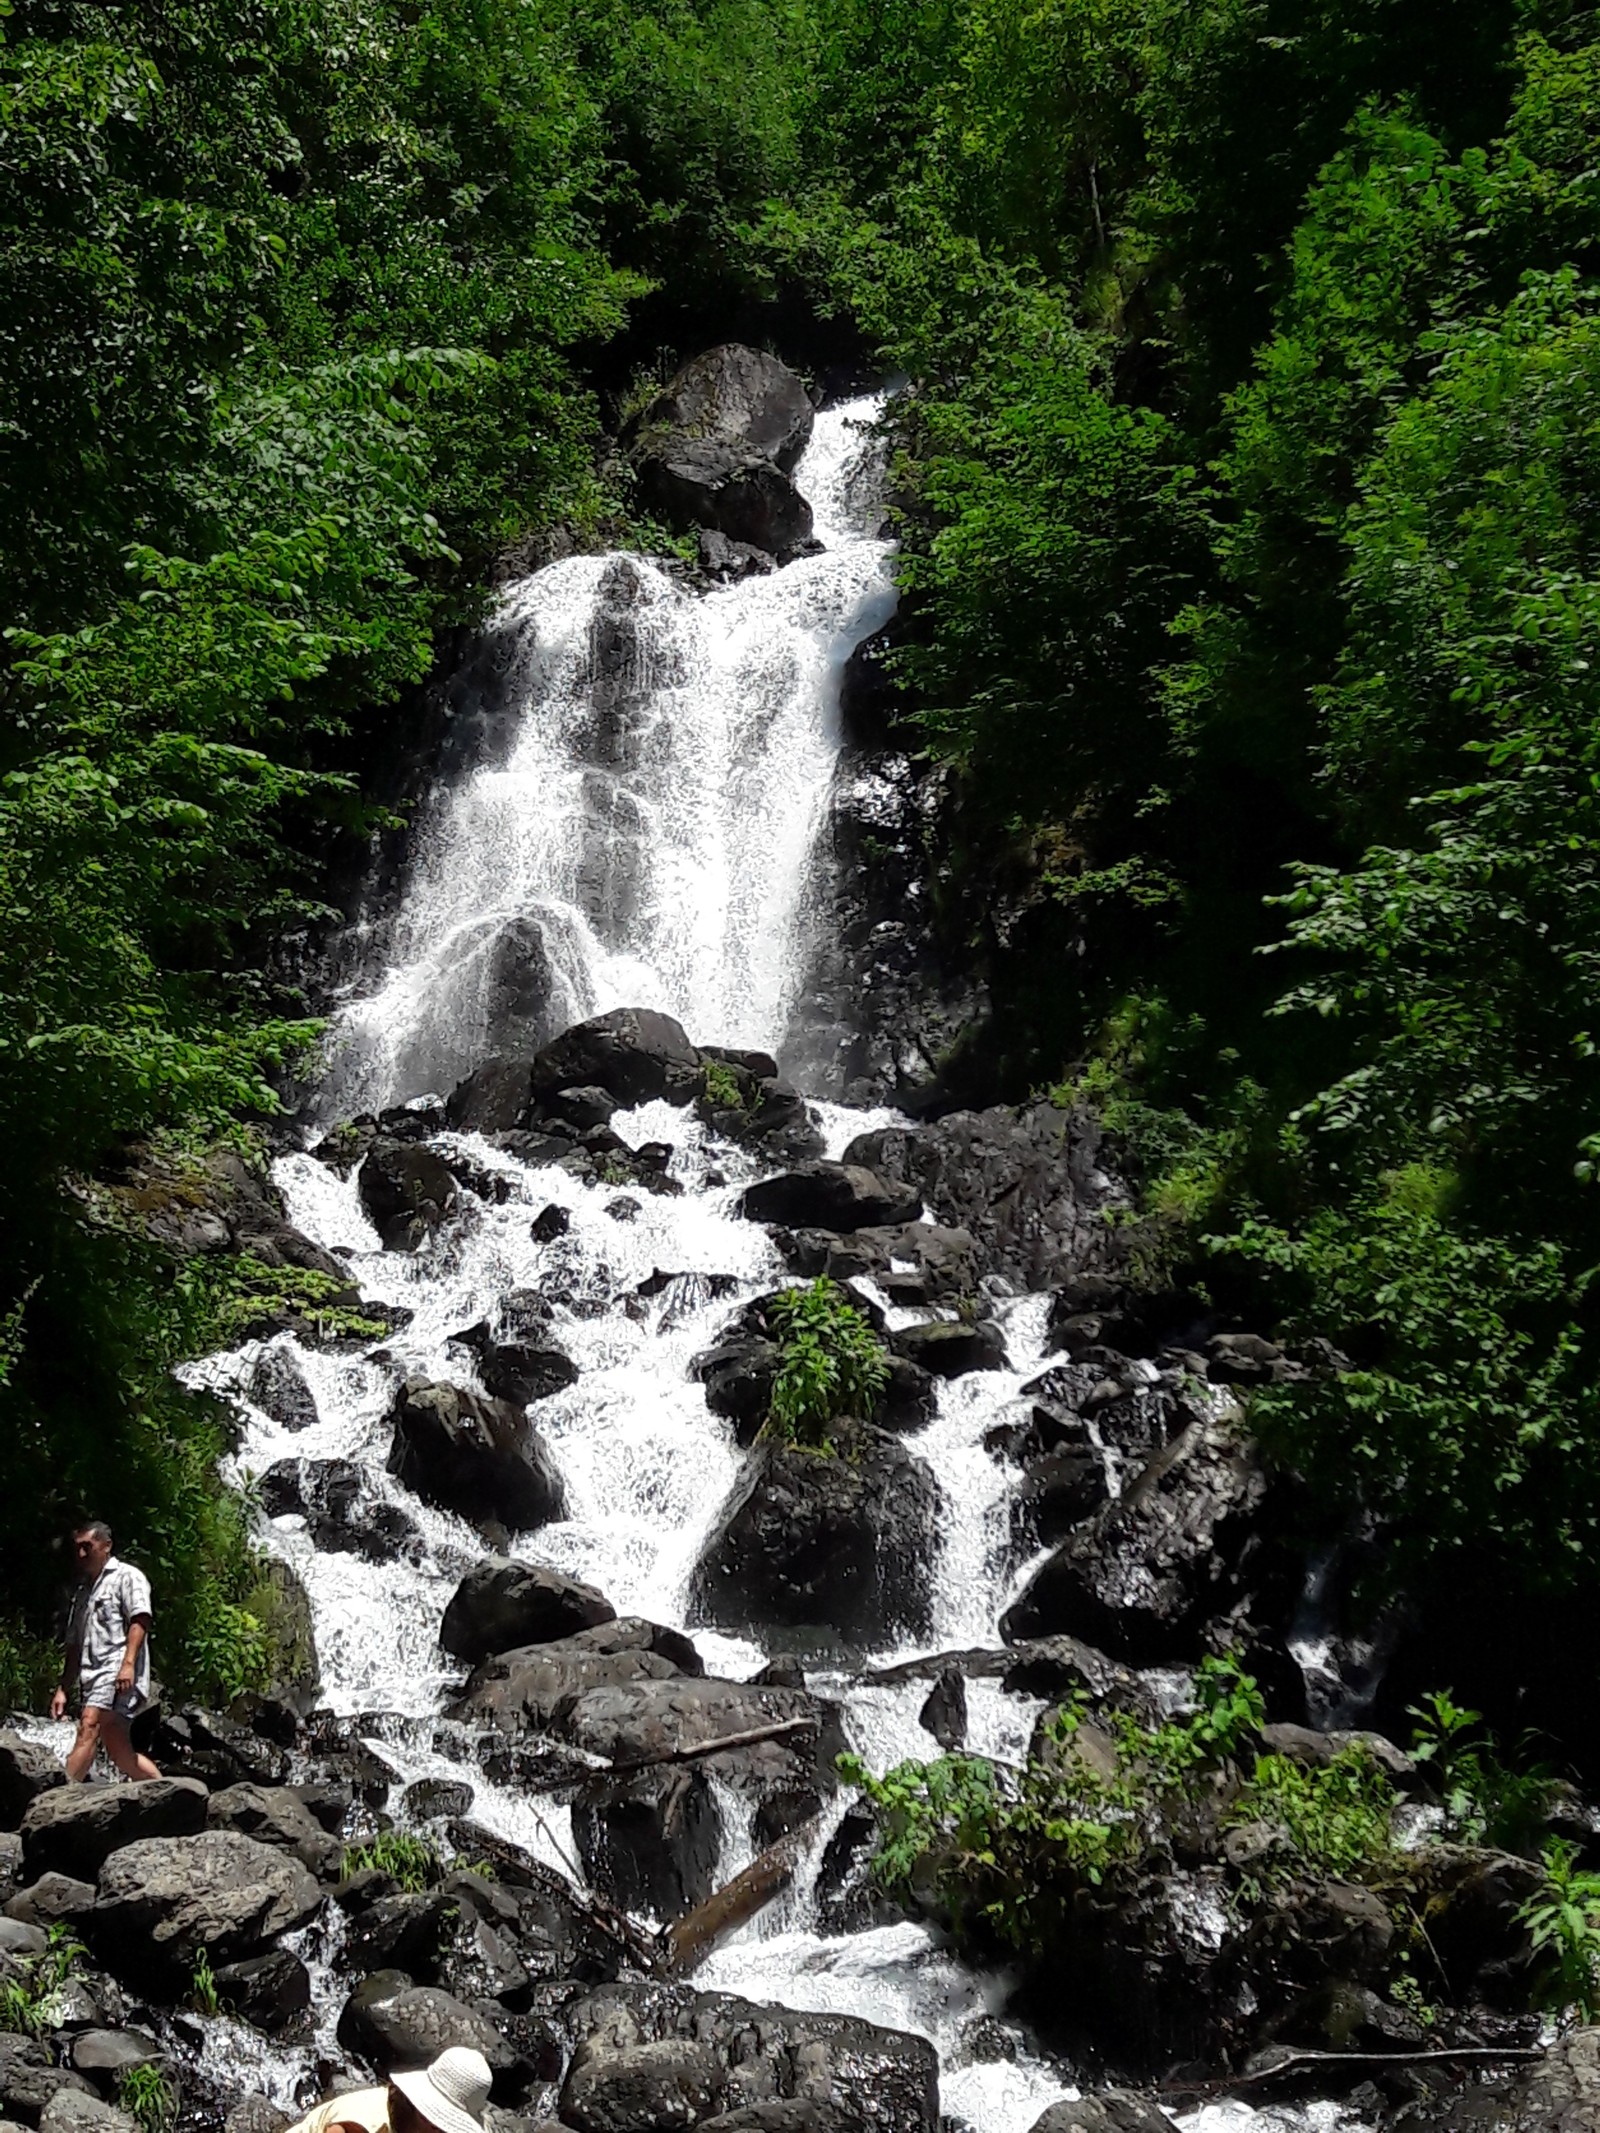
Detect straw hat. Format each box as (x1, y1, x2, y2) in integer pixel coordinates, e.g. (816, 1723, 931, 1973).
(391, 2049, 492, 2133)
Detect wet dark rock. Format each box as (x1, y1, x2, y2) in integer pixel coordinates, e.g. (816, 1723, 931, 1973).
(4, 1875, 97, 1930)
(93, 1831, 322, 1969)
(1257, 1723, 1416, 1784)
(21, 1779, 208, 1885)
(1206, 1332, 1295, 1386)
(693, 1061, 822, 1165)
(212, 1948, 311, 2033)
(689, 1421, 940, 1644)
(628, 347, 817, 564)
(348, 1891, 456, 1978)
(449, 1642, 681, 1733)
(387, 1377, 567, 1531)
(555, 1981, 939, 2133)
(738, 1163, 920, 1233)
(843, 1104, 1129, 1292)
(439, 1152, 516, 1206)
(358, 1141, 461, 1251)
(222, 2101, 289, 2133)
(695, 529, 776, 580)
(246, 1342, 318, 1432)
(889, 1319, 1007, 1379)
(260, 1458, 423, 1565)
(1026, 2099, 1171, 2133)
(1394, 2023, 1600, 2131)
(528, 1010, 701, 1111)
(1012, 1447, 1110, 1548)
(778, 1224, 979, 1304)
(814, 1809, 899, 1937)
(692, 1334, 779, 1436)
(1001, 1411, 1277, 1661)
(447, 1059, 536, 1135)
(337, 1977, 519, 2088)
(441, 1561, 617, 1665)
(68, 2032, 161, 2083)
(442, 1832, 643, 1985)
(1046, 1278, 1209, 1362)
(205, 1784, 344, 1880)
(0, 1735, 64, 1832)
(480, 1343, 580, 1408)
(401, 1779, 475, 1822)
(0, 1831, 22, 1892)
(34, 2085, 122, 2133)
(573, 1765, 721, 1921)
(918, 1671, 966, 1752)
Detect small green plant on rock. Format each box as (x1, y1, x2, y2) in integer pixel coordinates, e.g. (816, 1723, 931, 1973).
(1517, 1840, 1600, 2022)
(1227, 1746, 1398, 1888)
(700, 1058, 749, 1113)
(766, 1279, 890, 1451)
(211, 1256, 389, 1345)
(119, 2064, 176, 2133)
(343, 1829, 442, 1892)
(1409, 1689, 1555, 1852)
(190, 1948, 222, 2016)
(0, 1925, 85, 2038)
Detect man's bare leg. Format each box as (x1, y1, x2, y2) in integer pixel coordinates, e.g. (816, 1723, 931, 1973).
(98, 1716, 159, 1783)
(65, 1707, 102, 1782)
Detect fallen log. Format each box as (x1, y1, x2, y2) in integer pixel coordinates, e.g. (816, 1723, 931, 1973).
(1161, 2043, 1541, 2102)
(659, 1815, 823, 1974)
(608, 1714, 819, 1773)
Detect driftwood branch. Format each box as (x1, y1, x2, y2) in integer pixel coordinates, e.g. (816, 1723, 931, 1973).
(659, 1816, 822, 1975)
(608, 1715, 818, 1774)
(1161, 2043, 1541, 2101)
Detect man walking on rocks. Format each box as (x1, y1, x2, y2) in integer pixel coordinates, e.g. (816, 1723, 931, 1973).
(50, 1520, 160, 1782)
(284, 2048, 492, 2133)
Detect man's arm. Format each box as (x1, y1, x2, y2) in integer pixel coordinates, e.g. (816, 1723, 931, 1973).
(114, 1616, 151, 1698)
(50, 1641, 80, 1722)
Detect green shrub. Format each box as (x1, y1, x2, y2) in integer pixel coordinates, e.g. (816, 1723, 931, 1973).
(700, 1058, 748, 1112)
(1518, 1841, 1600, 2023)
(766, 1280, 891, 1450)
(1409, 1689, 1556, 1854)
(118, 2065, 176, 2133)
(0, 1926, 85, 2038)
(342, 1831, 442, 1893)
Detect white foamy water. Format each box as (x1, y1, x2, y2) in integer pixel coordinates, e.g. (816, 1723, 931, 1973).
(182, 398, 1362, 2133)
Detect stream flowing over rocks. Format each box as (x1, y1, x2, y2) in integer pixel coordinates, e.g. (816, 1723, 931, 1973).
(2, 355, 1580, 2133)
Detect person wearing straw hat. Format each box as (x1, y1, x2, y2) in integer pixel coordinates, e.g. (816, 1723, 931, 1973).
(284, 2048, 493, 2133)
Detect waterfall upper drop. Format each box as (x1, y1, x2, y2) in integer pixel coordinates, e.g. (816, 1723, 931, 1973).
(322, 394, 896, 1117)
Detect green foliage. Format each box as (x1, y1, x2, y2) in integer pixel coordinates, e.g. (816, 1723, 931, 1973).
(118, 2065, 176, 2133)
(1228, 1748, 1398, 1888)
(343, 1830, 442, 1894)
(0, 1926, 86, 2039)
(765, 1279, 890, 1450)
(1518, 1841, 1600, 2023)
(208, 1256, 389, 1346)
(1408, 1691, 1556, 1854)
(700, 1058, 749, 1113)
(189, 1949, 221, 2018)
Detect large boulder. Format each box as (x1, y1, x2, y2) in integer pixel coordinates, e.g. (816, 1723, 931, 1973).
(690, 1424, 939, 1644)
(890, 1320, 1007, 1379)
(260, 1457, 423, 1564)
(21, 1779, 208, 1885)
(844, 1103, 1129, 1292)
(778, 1223, 977, 1304)
(246, 1342, 318, 1432)
(206, 1784, 344, 1880)
(1001, 1411, 1274, 1660)
(358, 1141, 461, 1251)
(440, 1561, 616, 1664)
(446, 1059, 535, 1136)
(0, 1735, 64, 1832)
(387, 1378, 566, 1531)
(93, 1831, 321, 1968)
(737, 1163, 920, 1234)
(446, 1630, 691, 1733)
(529, 1011, 701, 1111)
(1026, 2101, 1172, 2133)
(556, 1982, 938, 2133)
(628, 348, 816, 564)
(336, 1976, 516, 2085)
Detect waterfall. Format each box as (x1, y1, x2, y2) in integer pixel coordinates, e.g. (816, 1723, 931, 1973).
(156, 396, 1342, 2133)
(320, 398, 898, 1118)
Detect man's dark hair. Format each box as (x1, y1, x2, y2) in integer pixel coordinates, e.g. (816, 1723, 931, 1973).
(73, 1520, 112, 1546)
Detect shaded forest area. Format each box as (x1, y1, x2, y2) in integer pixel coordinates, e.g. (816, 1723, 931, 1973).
(4, 0, 1600, 1717)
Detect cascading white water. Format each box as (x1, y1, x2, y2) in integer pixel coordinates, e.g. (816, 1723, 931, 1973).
(321, 399, 898, 1116)
(153, 401, 1365, 2133)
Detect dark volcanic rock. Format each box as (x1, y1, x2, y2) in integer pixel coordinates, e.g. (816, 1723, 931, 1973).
(213, 1948, 312, 2033)
(890, 1319, 1007, 1378)
(1012, 1447, 1110, 1547)
(205, 1784, 344, 1880)
(246, 1342, 318, 1432)
(441, 1560, 617, 1664)
(337, 1978, 516, 2086)
(387, 1378, 566, 1531)
(738, 1163, 921, 1233)
(629, 347, 817, 564)
(358, 1140, 461, 1251)
(690, 1422, 940, 1644)
(1001, 1412, 1276, 1661)
(556, 1981, 938, 2133)
(1027, 2100, 1172, 2133)
(778, 1223, 978, 1304)
(573, 1766, 722, 1922)
(261, 1457, 423, 1564)
(844, 1103, 1129, 1292)
(0, 1734, 64, 1832)
(22, 1780, 208, 1885)
(528, 1010, 701, 1111)
(94, 1832, 321, 1968)
(446, 1058, 535, 1135)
